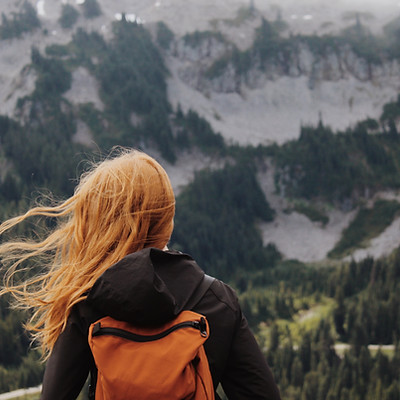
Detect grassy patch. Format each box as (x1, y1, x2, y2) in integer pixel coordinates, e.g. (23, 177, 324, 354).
(257, 295, 336, 347)
(291, 201, 329, 225)
(328, 199, 400, 258)
(278, 297, 336, 343)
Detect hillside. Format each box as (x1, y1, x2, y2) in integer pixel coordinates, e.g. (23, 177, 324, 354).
(1, 0, 400, 262)
(1, 0, 400, 144)
(1, 2, 400, 399)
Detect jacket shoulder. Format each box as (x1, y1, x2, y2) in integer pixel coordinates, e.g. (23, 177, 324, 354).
(208, 279, 241, 314)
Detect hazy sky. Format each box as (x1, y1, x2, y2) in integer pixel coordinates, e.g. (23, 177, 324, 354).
(1, 0, 400, 38)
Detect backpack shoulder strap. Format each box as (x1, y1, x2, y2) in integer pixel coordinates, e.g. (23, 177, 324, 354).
(185, 274, 215, 310)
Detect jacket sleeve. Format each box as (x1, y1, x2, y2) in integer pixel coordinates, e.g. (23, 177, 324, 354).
(40, 307, 93, 400)
(221, 308, 281, 400)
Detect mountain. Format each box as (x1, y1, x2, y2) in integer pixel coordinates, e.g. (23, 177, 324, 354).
(1, 0, 400, 264)
(2, 2, 400, 398)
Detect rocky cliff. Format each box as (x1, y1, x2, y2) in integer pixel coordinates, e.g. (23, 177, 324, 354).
(166, 30, 400, 145)
(1, 0, 400, 263)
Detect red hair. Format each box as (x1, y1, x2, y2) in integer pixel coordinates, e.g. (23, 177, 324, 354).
(0, 149, 175, 357)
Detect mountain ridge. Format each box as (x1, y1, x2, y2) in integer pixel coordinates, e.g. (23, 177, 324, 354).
(1, 0, 400, 263)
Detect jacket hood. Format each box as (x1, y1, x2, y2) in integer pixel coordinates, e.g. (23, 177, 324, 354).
(86, 248, 205, 326)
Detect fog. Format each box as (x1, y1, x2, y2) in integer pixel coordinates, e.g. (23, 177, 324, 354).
(0, 0, 398, 38)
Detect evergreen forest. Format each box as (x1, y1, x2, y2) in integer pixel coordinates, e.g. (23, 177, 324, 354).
(1, 2, 400, 399)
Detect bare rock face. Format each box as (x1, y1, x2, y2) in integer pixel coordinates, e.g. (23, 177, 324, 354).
(1, 0, 399, 149)
(0, 0, 399, 264)
(173, 36, 228, 62)
(172, 36, 400, 94)
(296, 43, 314, 76)
(64, 67, 104, 110)
(171, 35, 237, 93)
(165, 30, 400, 147)
(342, 48, 370, 81)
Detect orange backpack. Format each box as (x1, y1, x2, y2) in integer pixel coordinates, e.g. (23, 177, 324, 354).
(88, 276, 215, 400)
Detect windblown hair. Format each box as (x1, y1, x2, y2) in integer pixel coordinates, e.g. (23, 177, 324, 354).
(0, 149, 175, 358)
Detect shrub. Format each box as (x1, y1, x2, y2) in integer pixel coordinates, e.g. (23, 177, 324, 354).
(0, 1, 40, 40)
(328, 200, 400, 258)
(82, 0, 102, 19)
(59, 4, 79, 29)
(156, 21, 174, 50)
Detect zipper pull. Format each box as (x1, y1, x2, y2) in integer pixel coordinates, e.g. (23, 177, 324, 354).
(198, 317, 208, 338)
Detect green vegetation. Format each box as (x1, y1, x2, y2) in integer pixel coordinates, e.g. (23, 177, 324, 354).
(2, 10, 400, 399)
(77, 102, 106, 140)
(0, 22, 231, 392)
(156, 21, 174, 50)
(0, 1, 40, 40)
(58, 4, 79, 29)
(341, 18, 382, 65)
(0, 46, 85, 202)
(0, 296, 44, 392)
(173, 108, 225, 154)
(380, 94, 400, 127)
(274, 120, 400, 203)
(257, 295, 336, 346)
(45, 44, 70, 57)
(238, 250, 400, 400)
(205, 12, 400, 85)
(82, 0, 102, 19)
(0, 19, 227, 209)
(206, 17, 284, 79)
(64, 23, 225, 161)
(30, 47, 72, 99)
(328, 200, 400, 258)
(291, 201, 329, 225)
(253, 18, 286, 65)
(29, 20, 225, 163)
(182, 30, 225, 48)
(67, 29, 108, 67)
(171, 162, 278, 280)
(93, 20, 172, 152)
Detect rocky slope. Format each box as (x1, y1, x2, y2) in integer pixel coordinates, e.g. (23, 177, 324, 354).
(1, 0, 400, 263)
(2, 0, 400, 144)
(166, 35, 400, 145)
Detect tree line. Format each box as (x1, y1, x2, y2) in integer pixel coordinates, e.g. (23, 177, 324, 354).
(273, 106, 400, 205)
(257, 251, 400, 400)
(203, 9, 400, 82)
(1, 8, 400, 397)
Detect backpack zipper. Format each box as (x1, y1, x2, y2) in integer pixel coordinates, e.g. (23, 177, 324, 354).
(92, 317, 208, 342)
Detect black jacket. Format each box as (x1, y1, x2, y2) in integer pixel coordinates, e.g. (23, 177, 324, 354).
(40, 248, 281, 400)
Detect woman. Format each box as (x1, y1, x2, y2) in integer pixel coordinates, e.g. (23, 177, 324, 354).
(0, 149, 281, 399)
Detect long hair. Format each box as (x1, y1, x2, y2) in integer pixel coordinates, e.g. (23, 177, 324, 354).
(0, 149, 175, 358)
